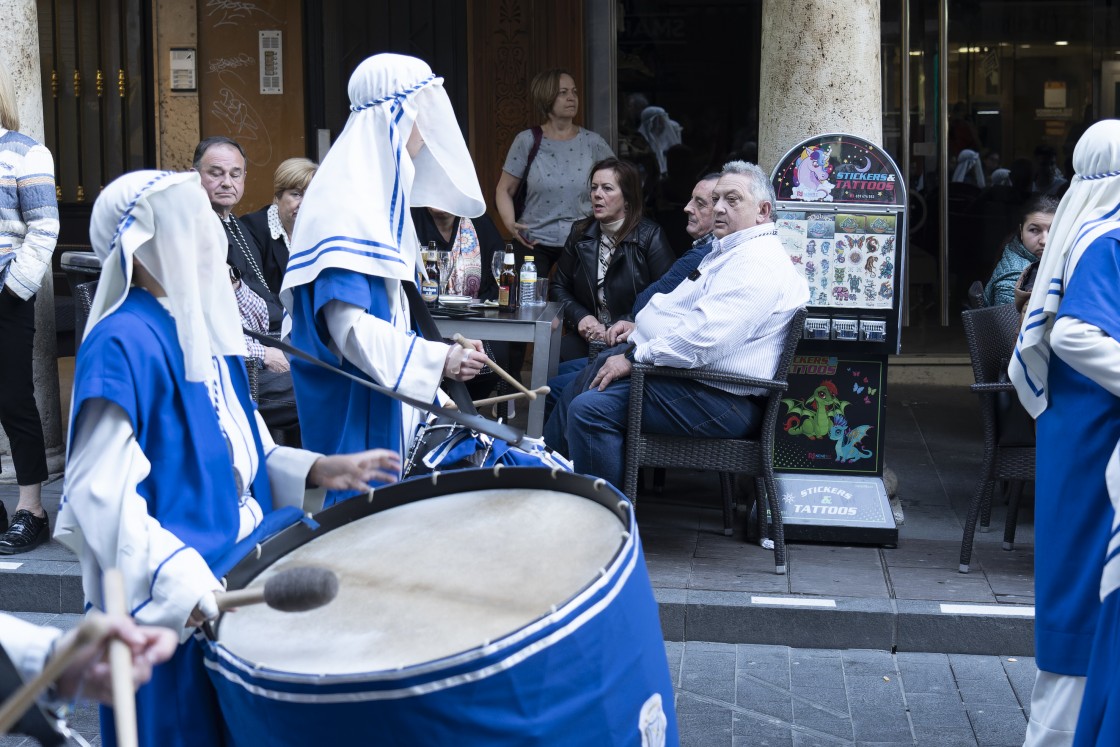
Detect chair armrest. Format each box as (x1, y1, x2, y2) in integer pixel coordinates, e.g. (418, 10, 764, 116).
(970, 382, 1016, 394)
(631, 363, 789, 393)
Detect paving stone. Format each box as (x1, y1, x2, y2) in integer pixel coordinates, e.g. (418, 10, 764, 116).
(733, 727, 794, 747)
(790, 697, 853, 741)
(676, 691, 733, 747)
(887, 566, 998, 603)
(895, 652, 958, 695)
(680, 643, 737, 703)
(841, 649, 898, 677)
(999, 656, 1036, 713)
(736, 645, 791, 691)
(789, 655, 846, 690)
(881, 537, 964, 569)
(905, 692, 974, 734)
(731, 686, 793, 729)
(966, 704, 1028, 746)
(664, 641, 684, 686)
(848, 701, 913, 743)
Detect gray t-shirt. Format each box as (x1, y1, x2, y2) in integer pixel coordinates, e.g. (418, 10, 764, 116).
(502, 127, 614, 247)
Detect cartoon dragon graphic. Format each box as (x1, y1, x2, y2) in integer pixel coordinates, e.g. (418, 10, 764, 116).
(829, 415, 873, 463)
(782, 380, 849, 439)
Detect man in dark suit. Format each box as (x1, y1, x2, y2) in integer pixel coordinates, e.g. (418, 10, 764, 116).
(193, 136, 297, 432)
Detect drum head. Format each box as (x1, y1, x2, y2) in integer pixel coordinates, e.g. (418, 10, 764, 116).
(217, 486, 624, 675)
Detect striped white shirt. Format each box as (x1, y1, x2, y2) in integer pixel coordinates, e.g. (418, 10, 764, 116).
(631, 222, 809, 395)
(0, 129, 59, 299)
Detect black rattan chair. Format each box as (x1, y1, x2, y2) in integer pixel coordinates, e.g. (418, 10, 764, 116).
(958, 303, 1035, 573)
(623, 307, 807, 575)
(967, 280, 987, 310)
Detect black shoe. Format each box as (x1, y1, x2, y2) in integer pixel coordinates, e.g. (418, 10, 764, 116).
(0, 509, 50, 554)
(0, 502, 6, 533)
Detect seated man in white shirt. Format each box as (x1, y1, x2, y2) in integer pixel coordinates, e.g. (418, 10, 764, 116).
(544, 161, 809, 489)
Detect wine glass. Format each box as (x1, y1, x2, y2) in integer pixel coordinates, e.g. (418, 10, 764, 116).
(490, 251, 505, 284)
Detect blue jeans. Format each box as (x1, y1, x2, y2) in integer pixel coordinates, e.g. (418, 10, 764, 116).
(560, 374, 762, 490)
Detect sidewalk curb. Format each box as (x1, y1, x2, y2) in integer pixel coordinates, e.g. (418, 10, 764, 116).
(655, 589, 1034, 656)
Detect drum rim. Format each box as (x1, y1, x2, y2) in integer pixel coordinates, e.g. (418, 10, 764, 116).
(207, 469, 638, 685)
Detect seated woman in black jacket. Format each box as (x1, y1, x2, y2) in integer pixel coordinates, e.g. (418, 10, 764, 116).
(551, 157, 674, 361)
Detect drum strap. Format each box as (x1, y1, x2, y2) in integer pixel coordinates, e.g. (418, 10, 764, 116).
(242, 328, 522, 445)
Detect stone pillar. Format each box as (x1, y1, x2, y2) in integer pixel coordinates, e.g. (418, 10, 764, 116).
(758, 0, 882, 174)
(0, 0, 65, 482)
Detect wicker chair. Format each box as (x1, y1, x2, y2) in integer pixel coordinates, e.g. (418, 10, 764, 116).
(623, 307, 808, 575)
(958, 303, 1035, 573)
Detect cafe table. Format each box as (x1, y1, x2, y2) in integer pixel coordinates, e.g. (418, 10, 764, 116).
(432, 301, 562, 438)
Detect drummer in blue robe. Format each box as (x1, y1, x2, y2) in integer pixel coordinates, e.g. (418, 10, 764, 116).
(53, 170, 402, 747)
(281, 54, 488, 505)
(1010, 119, 1120, 747)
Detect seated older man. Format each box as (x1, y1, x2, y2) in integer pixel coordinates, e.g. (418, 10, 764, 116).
(544, 161, 808, 489)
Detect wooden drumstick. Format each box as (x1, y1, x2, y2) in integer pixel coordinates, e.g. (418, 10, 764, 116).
(103, 569, 139, 747)
(472, 386, 550, 408)
(0, 614, 112, 735)
(451, 334, 536, 400)
(215, 567, 339, 614)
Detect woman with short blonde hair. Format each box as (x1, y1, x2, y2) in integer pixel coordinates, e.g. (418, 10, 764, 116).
(242, 157, 318, 294)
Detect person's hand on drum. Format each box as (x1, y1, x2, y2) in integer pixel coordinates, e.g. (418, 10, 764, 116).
(606, 320, 635, 346)
(308, 449, 402, 491)
(444, 338, 485, 381)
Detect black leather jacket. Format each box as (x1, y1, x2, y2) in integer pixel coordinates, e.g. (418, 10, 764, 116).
(551, 216, 675, 331)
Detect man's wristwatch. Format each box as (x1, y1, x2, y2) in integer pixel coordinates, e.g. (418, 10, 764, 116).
(623, 343, 637, 363)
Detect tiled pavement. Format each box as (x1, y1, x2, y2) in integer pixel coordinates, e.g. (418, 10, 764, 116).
(1, 381, 1038, 744)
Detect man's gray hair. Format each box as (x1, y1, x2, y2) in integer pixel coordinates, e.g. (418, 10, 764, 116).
(721, 160, 776, 221)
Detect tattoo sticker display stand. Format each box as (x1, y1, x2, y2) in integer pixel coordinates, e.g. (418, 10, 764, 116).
(767, 133, 906, 545)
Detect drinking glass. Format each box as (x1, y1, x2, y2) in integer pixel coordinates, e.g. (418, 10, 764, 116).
(490, 251, 505, 283)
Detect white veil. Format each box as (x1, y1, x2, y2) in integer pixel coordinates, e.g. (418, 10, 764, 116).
(88, 170, 245, 382)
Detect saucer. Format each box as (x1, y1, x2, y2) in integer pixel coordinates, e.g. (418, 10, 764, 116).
(440, 295, 472, 307)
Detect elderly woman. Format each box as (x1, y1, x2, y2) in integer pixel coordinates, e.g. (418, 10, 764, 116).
(550, 157, 674, 362)
(55, 170, 400, 747)
(495, 68, 614, 280)
(1010, 119, 1120, 747)
(0, 61, 59, 555)
(282, 54, 487, 505)
(242, 157, 317, 295)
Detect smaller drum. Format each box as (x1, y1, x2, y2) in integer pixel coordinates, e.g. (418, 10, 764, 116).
(203, 468, 678, 746)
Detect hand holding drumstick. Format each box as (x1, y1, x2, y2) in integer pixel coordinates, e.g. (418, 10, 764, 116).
(450, 334, 537, 400)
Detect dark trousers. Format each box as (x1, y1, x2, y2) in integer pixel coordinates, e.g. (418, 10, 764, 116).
(0, 291, 47, 485)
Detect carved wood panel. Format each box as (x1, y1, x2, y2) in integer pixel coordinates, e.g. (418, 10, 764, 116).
(468, 0, 585, 234)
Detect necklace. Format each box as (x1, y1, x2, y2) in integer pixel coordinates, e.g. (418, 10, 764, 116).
(224, 214, 267, 287)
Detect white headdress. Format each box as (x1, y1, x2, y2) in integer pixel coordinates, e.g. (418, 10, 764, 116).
(281, 53, 484, 300)
(88, 170, 245, 382)
(1010, 119, 1120, 416)
(638, 106, 682, 176)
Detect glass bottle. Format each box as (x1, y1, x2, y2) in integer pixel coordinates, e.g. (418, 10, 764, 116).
(499, 251, 518, 310)
(422, 244, 440, 308)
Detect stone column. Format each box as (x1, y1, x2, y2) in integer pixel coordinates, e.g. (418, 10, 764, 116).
(758, 0, 882, 174)
(0, 0, 65, 482)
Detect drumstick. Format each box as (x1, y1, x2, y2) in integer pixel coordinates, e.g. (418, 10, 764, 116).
(216, 567, 339, 614)
(451, 333, 536, 401)
(0, 615, 112, 735)
(103, 569, 138, 747)
(472, 386, 550, 408)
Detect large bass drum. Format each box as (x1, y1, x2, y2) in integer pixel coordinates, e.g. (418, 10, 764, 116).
(202, 467, 678, 746)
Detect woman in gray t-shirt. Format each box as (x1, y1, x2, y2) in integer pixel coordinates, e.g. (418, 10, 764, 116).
(496, 68, 614, 279)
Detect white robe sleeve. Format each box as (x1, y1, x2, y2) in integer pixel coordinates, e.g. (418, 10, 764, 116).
(0, 613, 63, 683)
(322, 297, 448, 404)
(1050, 316, 1120, 399)
(255, 410, 323, 510)
(55, 399, 220, 632)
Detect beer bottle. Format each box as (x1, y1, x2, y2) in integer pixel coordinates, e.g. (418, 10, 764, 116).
(499, 251, 518, 310)
(422, 243, 440, 308)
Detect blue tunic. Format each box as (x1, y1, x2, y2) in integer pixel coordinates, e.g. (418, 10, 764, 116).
(288, 269, 409, 505)
(1069, 233, 1120, 746)
(1034, 229, 1120, 676)
(70, 289, 283, 747)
